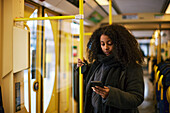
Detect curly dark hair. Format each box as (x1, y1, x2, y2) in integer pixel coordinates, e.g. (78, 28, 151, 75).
(87, 24, 144, 66)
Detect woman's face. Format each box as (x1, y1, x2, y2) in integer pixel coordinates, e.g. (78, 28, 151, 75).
(100, 34, 114, 56)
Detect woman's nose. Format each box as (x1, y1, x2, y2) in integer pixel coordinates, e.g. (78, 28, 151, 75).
(105, 44, 109, 50)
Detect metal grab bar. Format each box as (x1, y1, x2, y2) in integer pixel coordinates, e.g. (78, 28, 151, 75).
(64, 34, 70, 112)
(14, 15, 76, 21)
(157, 75, 164, 100)
(79, 0, 84, 113)
(109, 0, 112, 25)
(72, 32, 92, 36)
(154, 65, 158, 84)
(155, 70, 160, 83)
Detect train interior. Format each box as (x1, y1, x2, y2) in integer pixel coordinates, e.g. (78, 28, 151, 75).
(0, 0, 170, 113)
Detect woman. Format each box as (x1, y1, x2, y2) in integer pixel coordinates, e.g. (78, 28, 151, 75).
(77, 24, 144, 113)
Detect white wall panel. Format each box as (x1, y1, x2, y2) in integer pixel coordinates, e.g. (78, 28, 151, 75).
(13, 27, 29, 73)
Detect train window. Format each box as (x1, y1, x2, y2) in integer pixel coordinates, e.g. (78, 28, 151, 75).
(43, 10, 57, 113)
(24, 2, 38, 113)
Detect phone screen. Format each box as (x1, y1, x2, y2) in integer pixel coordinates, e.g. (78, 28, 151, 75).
(90, 81, 104, 88)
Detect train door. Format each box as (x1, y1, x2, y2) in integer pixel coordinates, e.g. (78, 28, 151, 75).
(42, 9, 60, 113)
(24, 1, 81, 113)
(24, 2, 38, 113)
(24, 2, 60, 113)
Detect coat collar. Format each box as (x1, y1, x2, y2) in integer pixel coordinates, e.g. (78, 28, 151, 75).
(97, 53, 121, 67)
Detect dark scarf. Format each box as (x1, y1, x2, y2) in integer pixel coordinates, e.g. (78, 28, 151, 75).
(97, 53, 121, 68)
(92, 54, 122, 113)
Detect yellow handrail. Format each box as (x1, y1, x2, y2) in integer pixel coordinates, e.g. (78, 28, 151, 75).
(79, 0, 84, 113)
(72, 32, 92, 36)
(14, 15, 76, 21)
(154, 65, 158, 83)
(158, 75, 163, 91)
(84, 32, 92, 36)
(157, 30, 161, 64)
(155, 70, 160, 83)
(157, 75, 164, 100)
(109, 0, 112, 25)
(64, 34, 70, 112)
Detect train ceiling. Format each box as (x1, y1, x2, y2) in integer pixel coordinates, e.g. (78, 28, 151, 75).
(113, 0, 168, 14)
(31, 0, 169, 25)
(31, 0, 170, 41)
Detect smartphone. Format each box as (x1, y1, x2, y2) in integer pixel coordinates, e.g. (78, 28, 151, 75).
(90, 81, 104, 88)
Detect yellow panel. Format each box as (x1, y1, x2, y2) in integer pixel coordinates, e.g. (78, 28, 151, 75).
(0, 0, 2, 86)
(1, 0, 24, 113)
(24, 2, 36, 18)
(2, 72, 14, 113)
(13, 0, 24, 18)
(2, 0, 13, 77)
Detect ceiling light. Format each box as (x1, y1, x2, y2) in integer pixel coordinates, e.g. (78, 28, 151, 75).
(165, 4, 170, 14)
(96, 0, 109, 5)
(154, 30, 160, 38)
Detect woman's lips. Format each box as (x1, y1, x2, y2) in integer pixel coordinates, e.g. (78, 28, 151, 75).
(105, 52, 110, 55)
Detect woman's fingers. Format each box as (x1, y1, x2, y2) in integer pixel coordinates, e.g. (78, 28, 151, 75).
(91, 86, 110, 99)
(77, 58, 84, 67)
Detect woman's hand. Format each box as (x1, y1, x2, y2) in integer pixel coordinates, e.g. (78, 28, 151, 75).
(77, 58, 84, 67)
(92, 86, 110, 99)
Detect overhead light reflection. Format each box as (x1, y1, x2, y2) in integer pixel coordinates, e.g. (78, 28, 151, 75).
(154, 30, 160, 38)
(165, 4, 170, 14)
(96, 0, 109, 5)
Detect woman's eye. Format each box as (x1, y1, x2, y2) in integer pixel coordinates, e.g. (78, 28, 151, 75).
(101, 43, 105, 46)
(108, 42, 113, 45)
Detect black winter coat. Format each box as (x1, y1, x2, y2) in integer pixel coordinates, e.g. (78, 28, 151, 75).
(83, 57, 144, 113)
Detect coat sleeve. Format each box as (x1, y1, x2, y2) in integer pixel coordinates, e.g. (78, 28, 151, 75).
(103, 64, 144, 109)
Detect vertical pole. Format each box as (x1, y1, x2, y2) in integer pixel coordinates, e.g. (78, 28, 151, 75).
(79, 0, 84, 113)
(157, 25, 161, 64)
(64, 34, 69, 112)
(36, 6, 43, 113)
(168, 40, 170, 59)
(109, 0, 112, 25)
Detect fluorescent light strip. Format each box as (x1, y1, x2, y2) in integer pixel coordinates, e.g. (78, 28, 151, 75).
(96, 0, 109, 5)
(165, 4, 170, 14)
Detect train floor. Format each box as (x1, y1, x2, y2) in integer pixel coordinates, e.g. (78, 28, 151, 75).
(139, 69, 155, 113)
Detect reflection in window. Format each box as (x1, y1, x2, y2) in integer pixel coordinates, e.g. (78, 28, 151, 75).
(24, 9, 38, 113)
(44, 13, 55, 113)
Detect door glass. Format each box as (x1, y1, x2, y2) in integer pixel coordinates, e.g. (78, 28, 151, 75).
(59, 20, 80, 113)
(24, 8, 38, 113)
(43, 12, 56, 113)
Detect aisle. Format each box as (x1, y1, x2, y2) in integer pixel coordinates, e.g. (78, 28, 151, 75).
(138, 72, 155, 113)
